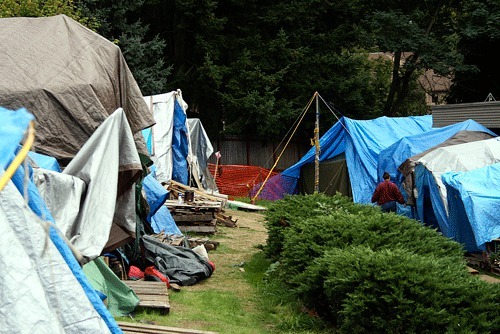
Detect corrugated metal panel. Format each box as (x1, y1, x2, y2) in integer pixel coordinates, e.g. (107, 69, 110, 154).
(432, 101, 500, 128)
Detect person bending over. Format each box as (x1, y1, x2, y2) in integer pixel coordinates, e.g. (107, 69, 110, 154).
(371, 172, 405, 212)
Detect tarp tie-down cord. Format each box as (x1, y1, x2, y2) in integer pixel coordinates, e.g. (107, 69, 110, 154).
(251, 93, 317, 203)
(0, 121, 35, 192)
(253, 92, 352, 202)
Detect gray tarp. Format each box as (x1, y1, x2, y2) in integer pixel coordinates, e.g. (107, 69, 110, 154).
(187, 118, 217, 191)
(0, 15, 154, 161)
(34, 108, 142, 262)
(143, 235, 214, 286)
(0, 182, 111, 334)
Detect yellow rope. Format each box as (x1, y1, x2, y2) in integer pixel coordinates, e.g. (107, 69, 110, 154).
(251, 92, 318, 203)
(0, 121, 35, 192)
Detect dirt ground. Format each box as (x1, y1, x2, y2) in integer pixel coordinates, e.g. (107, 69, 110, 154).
(187, 207, 268, 293)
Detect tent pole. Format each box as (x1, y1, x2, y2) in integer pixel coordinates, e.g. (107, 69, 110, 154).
(250, 93, 316, 204)
(314, 92, 320, 194)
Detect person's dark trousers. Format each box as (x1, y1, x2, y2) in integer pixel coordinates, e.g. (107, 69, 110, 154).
(381, 201, 397, 212)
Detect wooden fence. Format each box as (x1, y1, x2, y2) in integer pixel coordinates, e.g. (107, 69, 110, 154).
(208, 136, 310, 171)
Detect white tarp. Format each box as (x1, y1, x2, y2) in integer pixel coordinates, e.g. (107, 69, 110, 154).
(0, 182, 111, 334)
(143, 91, 187, 184)
(416, 137, 500, 213)
(34, 108, 142, 262)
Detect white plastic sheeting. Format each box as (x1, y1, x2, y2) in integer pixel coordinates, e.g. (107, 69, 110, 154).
(143, 91, 187, 184)
(0, 182, 112, 334)
(416, 137, 500, 214)
(34, 108, 142, 262)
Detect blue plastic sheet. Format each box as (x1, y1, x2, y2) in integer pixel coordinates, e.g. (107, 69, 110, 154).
(0, 107, 33, 169)
(28, 151, 62, 172)
(142, 170, 169, 222)
(378, 120, 495, 185)
(281, 115, 433, 204)
(172, 100, 189, 185)
(443, 163, 500, 251)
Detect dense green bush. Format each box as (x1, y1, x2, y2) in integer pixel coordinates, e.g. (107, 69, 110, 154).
(300, 246, 500, 333)
(263, 194, 500, 333)
(278, 211, 465, 283)
(264, 193, 374, 260)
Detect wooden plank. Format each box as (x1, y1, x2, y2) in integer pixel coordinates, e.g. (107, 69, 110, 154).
(176, 225, 217, 233)
(118, 321, 218, 334)
(123, 280, 170, 314)
(172, 214, 215, 222)
(467, 266, 479, 275)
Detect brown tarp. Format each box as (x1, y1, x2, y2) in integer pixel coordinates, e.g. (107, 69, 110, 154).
(0, 15, 154, 161)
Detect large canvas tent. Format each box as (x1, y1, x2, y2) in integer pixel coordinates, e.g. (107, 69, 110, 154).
(0, 15, 154, 162)
(398, 130, 495, 206)
(256, 115, 433, 203)
(377, 119, 496, 188)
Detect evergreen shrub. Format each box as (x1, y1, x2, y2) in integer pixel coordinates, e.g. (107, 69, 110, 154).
(263, 194, 500, 333)
(300, 246, 500, 333)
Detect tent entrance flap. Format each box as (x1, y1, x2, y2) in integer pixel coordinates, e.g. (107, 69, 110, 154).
(299, 153, 351, 197)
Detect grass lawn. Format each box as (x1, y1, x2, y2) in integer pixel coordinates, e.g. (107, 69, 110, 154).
(117, 207, 331, 333)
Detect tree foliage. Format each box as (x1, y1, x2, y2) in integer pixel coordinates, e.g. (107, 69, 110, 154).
(0, 0, 84, 22)
(2, 0, 496, 141)
(75, 0, 170, 95)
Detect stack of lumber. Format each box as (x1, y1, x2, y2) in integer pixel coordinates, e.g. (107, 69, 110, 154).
(164, 180, 227, 234)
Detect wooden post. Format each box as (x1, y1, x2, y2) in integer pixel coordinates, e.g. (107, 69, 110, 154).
(314, 92, 320, 194)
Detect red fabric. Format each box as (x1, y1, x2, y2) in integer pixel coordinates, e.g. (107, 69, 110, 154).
(128, 266, 144, 280)
(371, 180, 405, 205)
(144, 266, 170, 288)
(208, 261, 216, 272)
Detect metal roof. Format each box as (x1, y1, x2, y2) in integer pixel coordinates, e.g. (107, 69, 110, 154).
(432, 101, 500, 128)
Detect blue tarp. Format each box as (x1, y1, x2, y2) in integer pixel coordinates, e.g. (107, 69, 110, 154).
(0, 107, 33, 169)
(142, 168, 182, 235)
(281, 115, 433, 204)
(377, 119, 496, 185)
(442, 163, 500, 252)
(0, 106, 121, 333)
(172, 100, 189, 185)
(28, 151, 62, 172)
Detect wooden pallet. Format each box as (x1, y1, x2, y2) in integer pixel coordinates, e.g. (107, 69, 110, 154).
(123, 280, 170, 314)
(117, 321, 218, 334)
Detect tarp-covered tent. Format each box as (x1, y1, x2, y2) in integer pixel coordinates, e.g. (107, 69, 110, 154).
(142, 91, 216, 190)
(187, 118, 218, 192)
(398, 130, 495, 205)
(442, 163, 500, 252)
(414, 137, 500, 240)
(142, 91, 190, 185)
(34, 108, 142, 262)
(0, 14, 154, 162)
(257, 115, 433, 203)
(377, 119, 496, 190)
(0, 106, 121, 333)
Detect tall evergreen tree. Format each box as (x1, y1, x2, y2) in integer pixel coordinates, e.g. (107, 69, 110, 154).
(76, 0, 170, 95)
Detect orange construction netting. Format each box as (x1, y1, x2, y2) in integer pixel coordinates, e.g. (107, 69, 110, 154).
(207, 163, 278, 199)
